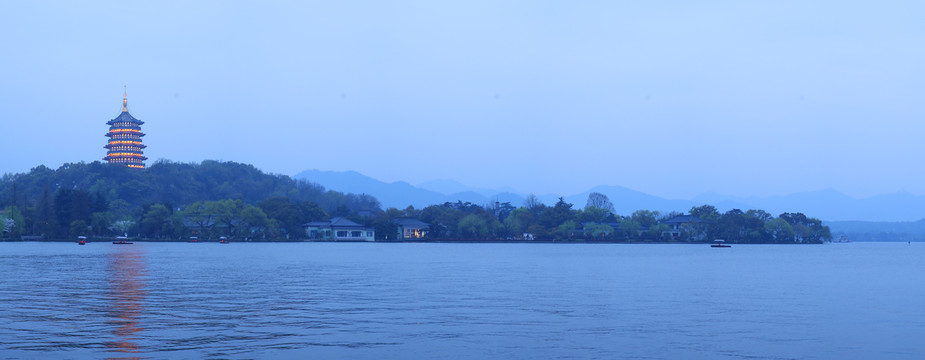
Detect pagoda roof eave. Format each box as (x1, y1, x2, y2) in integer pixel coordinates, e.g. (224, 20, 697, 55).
(108, 111, 143, 124)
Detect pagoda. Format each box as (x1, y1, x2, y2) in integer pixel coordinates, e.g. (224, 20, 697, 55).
(103, 89, 148, 169)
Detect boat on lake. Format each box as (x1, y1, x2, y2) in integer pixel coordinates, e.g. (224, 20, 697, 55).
(113, 236, 133, 245)
(219, 236, 229, 244)
(77, 236, 87, 245)
(710, 239, 731, 248)
(188, 236, 198, 243)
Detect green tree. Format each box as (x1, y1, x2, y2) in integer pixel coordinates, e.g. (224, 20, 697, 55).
(90, 212, 111, 236)
(34, 183, 59, 238)
(648, 223, 671, 241)
(258, 197, 305, 239)
(140, 204, 171, 238)
(585, 192, 615, 214)
(300, 201, 328, 221)
(458, 214, 488, 239)
(689, 205, 720, 221)
(538, 197, 575, 230)
(718, 209, 746, 242)
(631, 210, 660, 228)
(556, 220, 578, 241)
(239, 205, 270, 240)
(1, 217, 13, 238)
(371, 208, 403, 241)
(183, 201, 215, 238)
(2, 206, 25, 239)
(503, 208, 534, 238)
(212, 199, 245, 238)
(583, 222, 615, 240)
(69, 220, 89, 239)
(110, 220, 134, 237)
(765, 217, 794, 244)
(688, 205, 720, 241)
(578, 206, 613, 223)
(619, 220, 641, 241)
(420, 203, 465, 238)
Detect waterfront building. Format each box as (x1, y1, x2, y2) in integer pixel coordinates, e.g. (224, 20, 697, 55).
(303, 217, 375, 241)
(660, 215, 702, 239)
(103, 89, 147, 168)
(394, 217, 429, 240)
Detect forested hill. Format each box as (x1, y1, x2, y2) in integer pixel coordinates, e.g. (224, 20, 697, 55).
(0, 160, 381, 214)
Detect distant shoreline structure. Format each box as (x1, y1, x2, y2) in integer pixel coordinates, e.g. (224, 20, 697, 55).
(3, 238, 847, 245)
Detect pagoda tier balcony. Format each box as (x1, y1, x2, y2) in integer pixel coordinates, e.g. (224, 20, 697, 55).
(105, 138, 144, 143)
(104, 149, 146, 154)
(104, 157, 149, 163)
(104, 130, 145, 136)
(105, 143, 147, 149)
(105, 132, 145, 138)
(105, 156, 148, 162)
(108, 125, 142, 131)
(104, 157, 147, 162)
(105, 149, 146, 155)
(106, 151, 144, 158)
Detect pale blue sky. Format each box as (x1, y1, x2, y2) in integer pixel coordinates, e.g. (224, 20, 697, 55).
(1, 1, 923, 199)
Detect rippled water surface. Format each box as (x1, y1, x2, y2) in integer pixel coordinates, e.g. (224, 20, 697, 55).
(1, 242, 923, 359)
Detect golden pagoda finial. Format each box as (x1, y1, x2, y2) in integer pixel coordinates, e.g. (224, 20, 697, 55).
(122, 86, 128, 112)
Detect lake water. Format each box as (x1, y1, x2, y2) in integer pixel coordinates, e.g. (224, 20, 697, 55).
(0, 242, 922, 359)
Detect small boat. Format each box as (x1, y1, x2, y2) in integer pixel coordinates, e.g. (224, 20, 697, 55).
(219, 236, 229, 244)
(113, 236, 133, 245)
(710, 239, 731, 248)
(188, 236, 199, 243)
(77, 236, 87, 245)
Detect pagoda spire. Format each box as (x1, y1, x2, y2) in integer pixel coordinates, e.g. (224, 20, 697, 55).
(122, 86, 128, 112)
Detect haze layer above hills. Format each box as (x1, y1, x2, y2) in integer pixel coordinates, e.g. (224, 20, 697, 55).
(294, 169, 925, 223)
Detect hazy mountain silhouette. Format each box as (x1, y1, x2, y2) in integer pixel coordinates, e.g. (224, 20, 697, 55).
(825, 219, 925, 242)
(294, 169, 447, 208)
(294, 169, 925, 222)
(563, 185, 699, 216)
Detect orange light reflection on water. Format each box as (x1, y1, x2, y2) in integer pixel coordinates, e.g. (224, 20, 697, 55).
(105, 248, 147, 360)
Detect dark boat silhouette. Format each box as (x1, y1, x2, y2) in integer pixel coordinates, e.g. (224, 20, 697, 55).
(710, 239, 731, 248)
(113, 236, 133, 245)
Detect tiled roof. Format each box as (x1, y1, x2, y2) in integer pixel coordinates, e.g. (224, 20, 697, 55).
(393, 217, 429, 228)
(660, 215, 701, 224)
(107, 111, 144, 125)
(303, 217, 369, 229)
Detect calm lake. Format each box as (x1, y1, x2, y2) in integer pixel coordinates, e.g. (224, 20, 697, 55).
(0, 242, 922, 359)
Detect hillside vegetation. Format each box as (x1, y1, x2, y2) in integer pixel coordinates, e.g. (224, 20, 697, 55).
(0, 160, 379, 240)
(0, 160, 830, 243)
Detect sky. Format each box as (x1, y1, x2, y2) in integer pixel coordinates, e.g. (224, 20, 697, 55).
(1, 1, 924, 200)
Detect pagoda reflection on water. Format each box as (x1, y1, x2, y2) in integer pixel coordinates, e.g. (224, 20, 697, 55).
(103, 88, 147, 169)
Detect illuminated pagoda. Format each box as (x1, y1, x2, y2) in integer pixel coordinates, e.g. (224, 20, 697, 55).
(103, 89, 147, 169)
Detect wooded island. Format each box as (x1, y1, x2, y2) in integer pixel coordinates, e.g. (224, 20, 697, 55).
(0, 160, 831, 243)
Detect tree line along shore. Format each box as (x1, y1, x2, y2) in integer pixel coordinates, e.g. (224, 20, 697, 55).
(0, 160, 831, 244)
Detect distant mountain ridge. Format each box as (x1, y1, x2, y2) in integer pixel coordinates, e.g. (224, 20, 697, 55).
(825, 219, 925, 242)
(293, 169, 925, 222)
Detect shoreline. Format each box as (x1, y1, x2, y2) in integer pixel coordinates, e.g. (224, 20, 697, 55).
(0, 238, 839, 244)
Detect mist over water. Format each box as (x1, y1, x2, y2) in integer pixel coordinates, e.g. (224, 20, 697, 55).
(1, 242, 922, 359)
